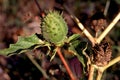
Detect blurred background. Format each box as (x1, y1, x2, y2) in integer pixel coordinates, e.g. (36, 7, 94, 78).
(0, 0, 120, 80)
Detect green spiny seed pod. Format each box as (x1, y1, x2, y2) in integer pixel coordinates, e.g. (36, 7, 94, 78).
(41, 11, 68, 46)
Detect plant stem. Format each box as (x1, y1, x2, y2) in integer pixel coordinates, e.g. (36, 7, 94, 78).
(96, 71, 103, 80)
(26, 53, 49, 79)
(92, 56, 120, 80)
(56, 47, 77, 80)
(72, 16, 96, 46)
(34, 0, 42, 12)
(97, 12, 120, 44)
(104, 0, 110, 16)
(88, 64, 95, 80)
(102, 56, 120, 72)
(34, 0, 45, 17)
(63, 5, 96, 46)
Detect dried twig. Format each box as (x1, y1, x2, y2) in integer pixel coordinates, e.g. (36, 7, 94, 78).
(88, 65, 95, 80)
(102, 56, 120, 72)
(26, 53, 49, 79)
(63, 5, 96, 46)
(92, 56, 120, 80)
(34, 0, 42, 13)
(96, 71, 103, 80)
(72, 16, 96, 46)
(97, 12, 120, 44)
(104, 0, 110, 16)
(34, 0, 45, 17)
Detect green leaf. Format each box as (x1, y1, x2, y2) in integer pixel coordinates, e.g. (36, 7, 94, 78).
(67, 34, 80, 43)
(69, 41, 89, 74)
(70, 40, 81, 48)
(0, 34, 45, 55)
(68, 40, 86, 67)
